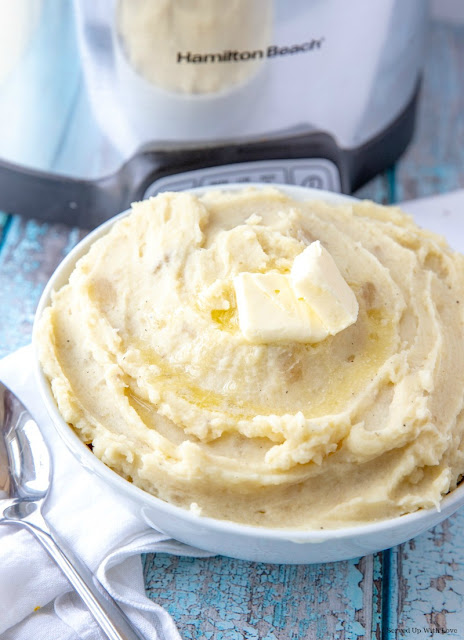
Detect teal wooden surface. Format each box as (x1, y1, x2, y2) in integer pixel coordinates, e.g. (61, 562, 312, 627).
(143, 554, 384, 639)
(391, 511, 464, 635)
(0, 16, 464, 640)
(0, 217, 85, 355)
(394, 23, 464, 202)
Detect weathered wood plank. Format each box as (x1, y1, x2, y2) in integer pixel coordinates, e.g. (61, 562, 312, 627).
(386, 512, 464, 638)
(395, 23, 464, 202)
(0, 215, 86, 357)
(144, 553, 383, 640)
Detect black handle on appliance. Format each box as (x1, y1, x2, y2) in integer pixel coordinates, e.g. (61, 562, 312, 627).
(0, 131, 349, 229)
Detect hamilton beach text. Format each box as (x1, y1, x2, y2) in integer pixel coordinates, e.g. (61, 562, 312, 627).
(177, 39, 324, 64)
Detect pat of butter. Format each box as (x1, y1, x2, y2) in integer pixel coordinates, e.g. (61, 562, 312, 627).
(233, 272, 328, 343)
(291, 241, 358, 334)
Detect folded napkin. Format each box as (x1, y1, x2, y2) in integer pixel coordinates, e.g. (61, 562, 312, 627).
(0, 346, 214, 640)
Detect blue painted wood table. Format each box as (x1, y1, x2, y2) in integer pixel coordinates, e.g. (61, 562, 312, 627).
(1, 15, 464, 640)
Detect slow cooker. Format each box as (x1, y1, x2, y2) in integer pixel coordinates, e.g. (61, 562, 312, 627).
(0, 0, 428, 228)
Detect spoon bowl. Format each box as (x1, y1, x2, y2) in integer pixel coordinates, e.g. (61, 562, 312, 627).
(0, 380, 146, 640)
(0, 385, 49, 516)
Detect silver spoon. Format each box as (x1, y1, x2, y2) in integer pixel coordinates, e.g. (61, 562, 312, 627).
(0, 380, 146, 640)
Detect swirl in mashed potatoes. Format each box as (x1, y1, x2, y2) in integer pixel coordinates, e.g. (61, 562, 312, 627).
(36, 188, 464, 529)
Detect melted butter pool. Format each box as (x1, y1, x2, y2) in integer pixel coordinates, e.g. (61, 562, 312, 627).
(126, 303, 396, 427)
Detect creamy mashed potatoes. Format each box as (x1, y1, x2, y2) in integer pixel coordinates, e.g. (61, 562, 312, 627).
(36, 188, 464, 529)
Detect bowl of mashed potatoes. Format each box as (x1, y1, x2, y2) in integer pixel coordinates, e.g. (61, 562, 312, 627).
(33, 184, 464, 564)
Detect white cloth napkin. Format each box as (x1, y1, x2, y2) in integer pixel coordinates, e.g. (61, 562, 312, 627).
(0, 346, 214, 640)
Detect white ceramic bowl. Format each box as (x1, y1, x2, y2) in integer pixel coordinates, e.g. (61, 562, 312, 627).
(33, 184, 464, 564)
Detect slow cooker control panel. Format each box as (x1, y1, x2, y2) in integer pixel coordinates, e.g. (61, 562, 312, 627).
(144, 158, 341, 197)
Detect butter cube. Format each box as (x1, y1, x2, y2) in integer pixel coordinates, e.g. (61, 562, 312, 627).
(291, 241, 358, 334)
(233, 272, 328, 343)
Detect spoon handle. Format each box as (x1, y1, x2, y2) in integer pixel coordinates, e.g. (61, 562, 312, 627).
(15, 517, 146, 640)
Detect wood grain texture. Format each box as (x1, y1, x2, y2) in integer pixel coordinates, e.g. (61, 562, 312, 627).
(394, 22, 464, 202)
(144, 553, 384, 640)
(0, 216, 86, 356)
(385, 513, 464, 639)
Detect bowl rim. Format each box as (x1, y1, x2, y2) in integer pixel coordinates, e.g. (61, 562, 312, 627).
(32, 182, 464, 544)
